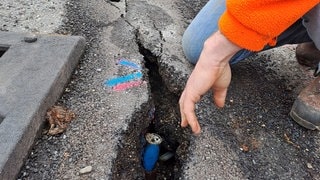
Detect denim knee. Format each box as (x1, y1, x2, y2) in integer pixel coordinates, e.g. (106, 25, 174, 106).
(182, 28, 202, 64)
(181, 0, 226, 64)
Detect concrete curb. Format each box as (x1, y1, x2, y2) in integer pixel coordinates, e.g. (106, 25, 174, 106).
(0, 32, 85, 179)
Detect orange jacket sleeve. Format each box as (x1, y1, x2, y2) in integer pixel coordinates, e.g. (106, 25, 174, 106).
(219, 0, 319, 51)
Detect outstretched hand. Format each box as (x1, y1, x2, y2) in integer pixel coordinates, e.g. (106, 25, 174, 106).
(179, 31, 241, 134)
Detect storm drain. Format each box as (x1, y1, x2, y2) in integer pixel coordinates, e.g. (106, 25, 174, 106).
(0, 115, 3, 124)
(0, 46, 9, 57)
(0, 46, 9, 124)
(0, 46, 8, 124)
(112, 44, 190, 179)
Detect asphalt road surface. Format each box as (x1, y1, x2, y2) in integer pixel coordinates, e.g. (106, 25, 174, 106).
(1, 0, 319, 179)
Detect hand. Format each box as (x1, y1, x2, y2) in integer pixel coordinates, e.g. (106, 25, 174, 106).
(179, 31, 241, 134)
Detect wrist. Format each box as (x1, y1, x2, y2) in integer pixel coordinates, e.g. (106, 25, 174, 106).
(202, 31, 241, 65)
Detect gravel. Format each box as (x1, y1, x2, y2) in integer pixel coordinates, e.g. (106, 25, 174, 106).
(1, 0, 65, 33)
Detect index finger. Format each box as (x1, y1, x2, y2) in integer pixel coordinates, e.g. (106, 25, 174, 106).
(180, 96, 201, 134)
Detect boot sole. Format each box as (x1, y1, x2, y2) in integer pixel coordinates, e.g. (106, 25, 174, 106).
(289, 109, 320, 130)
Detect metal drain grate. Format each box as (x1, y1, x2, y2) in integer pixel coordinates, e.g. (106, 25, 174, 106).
(0, 46, 9, 58)
(0, 115, 4, 124)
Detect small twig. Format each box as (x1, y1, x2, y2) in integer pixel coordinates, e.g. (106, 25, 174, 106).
(284, 133, 300, 149)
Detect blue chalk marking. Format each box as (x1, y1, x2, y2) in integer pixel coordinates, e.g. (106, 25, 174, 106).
(104, 71, 143, 87)
(118, 59, 141, 70)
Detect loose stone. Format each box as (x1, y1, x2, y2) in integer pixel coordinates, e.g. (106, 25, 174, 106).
(79, 166, 93, 174)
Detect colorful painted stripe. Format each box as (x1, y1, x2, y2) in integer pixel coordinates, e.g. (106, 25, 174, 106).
(112, 80, 143, 91)
(104, 71, 143, 87)
(118, 59, 141, 70)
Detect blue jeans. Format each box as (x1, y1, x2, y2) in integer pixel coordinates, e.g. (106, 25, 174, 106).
(182, 0, 319, 64)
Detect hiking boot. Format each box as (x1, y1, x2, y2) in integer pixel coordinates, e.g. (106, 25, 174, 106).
(290, 76, 320, 130)
(296, 42, 320, 68)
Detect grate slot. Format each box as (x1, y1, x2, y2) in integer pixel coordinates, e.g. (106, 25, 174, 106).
(0, 46, 10, 58)
(0, 115, 4, 124)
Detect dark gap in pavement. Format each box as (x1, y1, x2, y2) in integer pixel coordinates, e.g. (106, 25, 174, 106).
(138, 41, 190, 179)
(111, 35, 191, 179)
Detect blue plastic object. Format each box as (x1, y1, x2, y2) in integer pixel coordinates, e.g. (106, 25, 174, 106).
(142, 133, 162, 172)
(142, 143, 160, 172)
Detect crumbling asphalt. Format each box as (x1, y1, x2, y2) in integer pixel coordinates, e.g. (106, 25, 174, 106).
(1, 0, 320, 179)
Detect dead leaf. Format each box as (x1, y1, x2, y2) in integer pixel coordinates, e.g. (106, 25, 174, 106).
(46, 106, 75, 135)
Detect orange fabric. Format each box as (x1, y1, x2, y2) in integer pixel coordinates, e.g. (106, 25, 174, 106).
(219, 0, 319, 51)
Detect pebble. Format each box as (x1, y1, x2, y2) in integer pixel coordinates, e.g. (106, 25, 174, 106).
(23, 35, 37, 43)
(306, 163, 313, 169)
(159, 152, 174, 161)
(79, 166, 93, 174)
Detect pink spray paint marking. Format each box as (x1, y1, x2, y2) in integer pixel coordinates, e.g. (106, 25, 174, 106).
(112, 80, 143, 91)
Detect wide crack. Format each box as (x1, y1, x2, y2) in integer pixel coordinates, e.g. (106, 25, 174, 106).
(111, 30, 190, 179)
(142, 46, 190, 179)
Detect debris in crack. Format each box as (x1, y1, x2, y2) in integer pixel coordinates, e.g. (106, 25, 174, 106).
(159, 151, 175, 161)
(141, 133, 163, 180)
